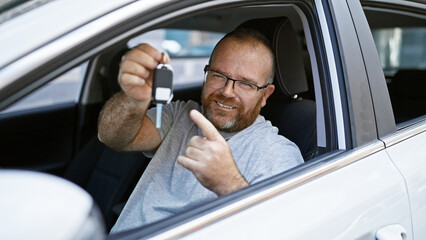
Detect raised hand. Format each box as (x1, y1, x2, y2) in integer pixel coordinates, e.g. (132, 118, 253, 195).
(177, 110, 249, 196)
(118, 43, 170, 102)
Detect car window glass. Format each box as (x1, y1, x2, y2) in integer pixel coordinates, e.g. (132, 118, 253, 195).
(372, 27, 426, 75)
(128, 29, 224, 86)
(1, 62, 87, 114)
(364, 9, 426, 125)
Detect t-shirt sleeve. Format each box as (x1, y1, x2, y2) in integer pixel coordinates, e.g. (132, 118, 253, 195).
(246, 140, 304, 184)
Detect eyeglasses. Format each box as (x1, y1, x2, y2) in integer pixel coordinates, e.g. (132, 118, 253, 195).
(204, 66, 270, 95)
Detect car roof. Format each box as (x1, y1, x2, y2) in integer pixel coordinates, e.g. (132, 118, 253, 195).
(0, 1, 300, 92)
(0, 0, 136, 69)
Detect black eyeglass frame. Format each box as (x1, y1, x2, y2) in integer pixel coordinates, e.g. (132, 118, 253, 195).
(204, 66, 270, 91)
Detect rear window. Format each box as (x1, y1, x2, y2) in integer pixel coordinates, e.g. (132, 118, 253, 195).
(372, 27, 426, 75)
(365, 8, 426, 125)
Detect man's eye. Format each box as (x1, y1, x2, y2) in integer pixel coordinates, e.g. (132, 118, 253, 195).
(212, 73, 225, 80)
(238, 81, 255, 89)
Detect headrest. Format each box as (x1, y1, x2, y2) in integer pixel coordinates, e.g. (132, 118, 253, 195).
(392, 69, 426, 99)
(238, 17, 308, 98)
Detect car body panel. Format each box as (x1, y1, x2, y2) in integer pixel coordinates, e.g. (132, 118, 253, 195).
(0, 0, 135, 69)
(150, 148, 411, 239)
(360, 1, 426, 238)
(384, 125, 426, 239)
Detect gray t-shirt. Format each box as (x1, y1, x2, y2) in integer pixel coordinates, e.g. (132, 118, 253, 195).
(111, 100, 303, 233)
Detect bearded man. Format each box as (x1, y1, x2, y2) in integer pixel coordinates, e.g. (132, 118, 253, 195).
(98, 27, 303, 232)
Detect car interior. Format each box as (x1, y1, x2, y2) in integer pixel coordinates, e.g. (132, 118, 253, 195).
(1, 2, 425, 233)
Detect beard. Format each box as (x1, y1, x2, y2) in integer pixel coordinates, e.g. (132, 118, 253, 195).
(201, 88, 263, 132)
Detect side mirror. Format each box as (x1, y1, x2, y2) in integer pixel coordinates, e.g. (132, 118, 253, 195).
(0, 170, 106, 239)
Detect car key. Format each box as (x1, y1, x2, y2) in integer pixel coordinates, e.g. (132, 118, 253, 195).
(152, 53, 173, 129)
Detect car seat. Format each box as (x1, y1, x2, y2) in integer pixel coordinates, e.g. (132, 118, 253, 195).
(64, 137, 150, 230)
(240, 17, 318, 161)
(389, 69, 426, 124)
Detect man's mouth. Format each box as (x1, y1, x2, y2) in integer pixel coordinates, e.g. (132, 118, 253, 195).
(215, 101, 236, 109)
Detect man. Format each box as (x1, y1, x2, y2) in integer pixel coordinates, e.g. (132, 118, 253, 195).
(98, 27, 303, 232)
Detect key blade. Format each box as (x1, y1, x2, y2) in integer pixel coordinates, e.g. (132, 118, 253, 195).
(156, 103, 163, 129)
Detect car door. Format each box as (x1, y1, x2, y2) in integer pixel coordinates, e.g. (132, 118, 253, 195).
(357, 1, 426, 238)
(106, 0, 413, 239)
(385, 128, 426, 239)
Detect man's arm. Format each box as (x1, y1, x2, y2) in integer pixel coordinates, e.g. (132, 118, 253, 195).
(98, 92, 160, 152)
(98, 44, 168, 152)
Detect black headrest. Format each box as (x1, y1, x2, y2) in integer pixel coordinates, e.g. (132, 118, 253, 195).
(239, 17, 308, 98)
(392, 69, 426, 99)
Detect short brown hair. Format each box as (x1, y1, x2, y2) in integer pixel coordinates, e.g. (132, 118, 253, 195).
(210, 27, 275, 84)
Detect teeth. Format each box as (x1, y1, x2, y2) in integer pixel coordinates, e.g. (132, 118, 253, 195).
(217, 101, 235, 109)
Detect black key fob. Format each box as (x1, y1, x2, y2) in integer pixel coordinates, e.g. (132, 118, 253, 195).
(152, 64, 173, 104)
(152, 60, 173, 129)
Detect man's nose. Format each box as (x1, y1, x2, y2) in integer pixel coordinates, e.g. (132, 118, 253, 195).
(220, 79, 236, 97)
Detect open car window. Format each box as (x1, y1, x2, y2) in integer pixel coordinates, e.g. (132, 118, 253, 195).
(128, 29, 224, 87)
(98, 2, 328, 234)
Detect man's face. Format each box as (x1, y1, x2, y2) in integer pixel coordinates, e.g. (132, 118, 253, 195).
(201, 37, 275, 132)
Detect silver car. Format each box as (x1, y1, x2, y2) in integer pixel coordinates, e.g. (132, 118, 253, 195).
(0, 0, 425, 239)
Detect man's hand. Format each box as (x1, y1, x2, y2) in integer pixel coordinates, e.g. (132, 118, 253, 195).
(98, 43, 166, 152)
(177, 110, 249, 196)
(118, 43, 170, 103)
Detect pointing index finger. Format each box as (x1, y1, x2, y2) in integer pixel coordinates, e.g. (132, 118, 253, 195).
(190, 110, 222, 141)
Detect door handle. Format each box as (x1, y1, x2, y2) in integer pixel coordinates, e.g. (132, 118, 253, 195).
(376, 224, 407, 240)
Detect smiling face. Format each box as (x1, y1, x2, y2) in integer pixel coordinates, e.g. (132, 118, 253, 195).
(201, 36, 275, 132)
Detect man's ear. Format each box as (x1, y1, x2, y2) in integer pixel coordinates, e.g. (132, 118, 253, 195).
(261, 84, 275, 107)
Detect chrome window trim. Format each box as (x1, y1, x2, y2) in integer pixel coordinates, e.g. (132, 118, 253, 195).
(149, 140, 384, 239)
(382, 120, 426, 147)
(362, 0, 426, 10)
(0, 0, 170, 91)
(363, 6, 426, 19)
(294, 5, 327, 148)
(315, 0, 346, 149)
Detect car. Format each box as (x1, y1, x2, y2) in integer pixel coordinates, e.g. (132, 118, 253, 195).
(0, 0, 425, 239)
